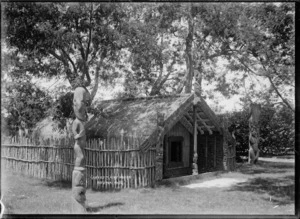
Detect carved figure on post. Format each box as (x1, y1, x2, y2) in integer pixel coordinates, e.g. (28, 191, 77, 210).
(155, 112, 164, 181)
(72, 86, 91, 212)
(248, 103, 261, 164)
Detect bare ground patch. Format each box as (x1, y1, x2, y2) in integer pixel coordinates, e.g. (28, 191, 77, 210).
(1, 159, 294, 215)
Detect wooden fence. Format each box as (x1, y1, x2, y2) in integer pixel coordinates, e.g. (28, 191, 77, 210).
(1, 135, 156, 190)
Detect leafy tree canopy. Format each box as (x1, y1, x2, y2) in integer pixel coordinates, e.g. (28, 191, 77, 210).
(3, 2, 295, 135)
(3, 75, 52, 135)
(5, 2, 132, 100)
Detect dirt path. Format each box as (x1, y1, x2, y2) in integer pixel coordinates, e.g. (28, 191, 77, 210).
(1, 159, 294, 215)
(259, 157, 294, 163)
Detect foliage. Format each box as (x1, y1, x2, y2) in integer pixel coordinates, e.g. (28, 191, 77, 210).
(259, 106, 295, 155)
(3, 77, 52, 135)
(224, 111, 249, 156)
(227, 105, 294, 157)
(217, 3, 295, 111)
(122, 3, 185, 96)
(3, 2, 295, 133)
(5, 2, 131, 99)
(121, 3, 294, 105)
(51, 92, 74, 130)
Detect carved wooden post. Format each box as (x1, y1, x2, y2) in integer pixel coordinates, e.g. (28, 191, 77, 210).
(192, 105, 198, 175)
(220, 116, 228, 171)
(155, 112, 164, 181)
(220, 116, 237, 171)
(72, 86, 91, 212)
(192, 73, 200, 175)
(248, 103, 261, 164)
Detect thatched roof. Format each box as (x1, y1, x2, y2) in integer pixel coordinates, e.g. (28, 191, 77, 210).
(86, 93, 223, 149)
(86, 94, 193, 138)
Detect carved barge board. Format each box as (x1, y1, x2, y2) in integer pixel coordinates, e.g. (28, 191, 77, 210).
(184, 113, 204, 134)
(179, 117, 193, 135)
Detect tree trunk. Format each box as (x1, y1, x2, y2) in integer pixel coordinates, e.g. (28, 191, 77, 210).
(248, 103, 261, 164)
(90, 60, 102, 102)
(150, 64, 164, 96)
(184, 6, 194, 94)
(149, 33, 176, 96)
(194, 62, 203, 95)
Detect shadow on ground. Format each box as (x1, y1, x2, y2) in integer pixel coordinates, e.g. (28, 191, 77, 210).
(236, 161, 294, 175)
(86, 202, 124, 213)
(42, 179, 72, 189)
(229, 174, 294, 205)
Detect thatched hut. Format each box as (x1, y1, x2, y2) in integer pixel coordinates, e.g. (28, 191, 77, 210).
(86, 92, 234, 179)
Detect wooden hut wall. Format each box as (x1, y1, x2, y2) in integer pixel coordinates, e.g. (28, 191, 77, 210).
(197, 131, 223, 173)
(215, 134, 224, 170)
(163, 122, 191, 178)
(197, 134, 207, 172)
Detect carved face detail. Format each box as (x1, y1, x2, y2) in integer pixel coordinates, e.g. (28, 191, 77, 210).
(73, 87, 91, 121)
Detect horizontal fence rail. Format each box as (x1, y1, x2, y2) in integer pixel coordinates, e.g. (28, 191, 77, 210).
(1, 135, 156, 190)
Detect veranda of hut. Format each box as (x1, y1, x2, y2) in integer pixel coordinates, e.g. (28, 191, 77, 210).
(160, 94, 224, 178)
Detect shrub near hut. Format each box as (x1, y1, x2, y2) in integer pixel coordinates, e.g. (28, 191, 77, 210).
(226, 105, 294, 159)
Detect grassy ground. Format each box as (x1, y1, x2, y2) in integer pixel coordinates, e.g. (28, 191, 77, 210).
(1, 159, 294, 215)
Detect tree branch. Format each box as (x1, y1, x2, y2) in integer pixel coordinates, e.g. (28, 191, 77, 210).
(149, 32, 165, 96)
(75, 18, 86, 61)
(259, 63, 295, 112)
(207, 52, 225, 60)
(89, 48, 101, 66)
(227, 47, 294, 111)
(90, 57, 104, 101)
(267, 76, 294, 112)
(60, 48, 77, 74)
(159, 57, 177, 86)
(49, 50, 67, 65)
(229, 50, 265, 77)
(49, 50, 75, 84)
(85, 3, 93, 61)
(84, 64, 91, 87)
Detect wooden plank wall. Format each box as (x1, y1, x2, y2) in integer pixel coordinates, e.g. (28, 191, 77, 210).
(197, 132, 225, 173)
(164, 122, 190, 168)
(1, 135, 156, 190)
